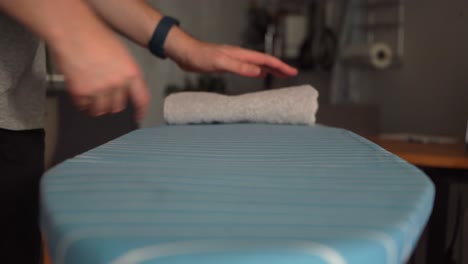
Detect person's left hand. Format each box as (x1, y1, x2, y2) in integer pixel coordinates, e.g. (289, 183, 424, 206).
(164, 29, 298, 78)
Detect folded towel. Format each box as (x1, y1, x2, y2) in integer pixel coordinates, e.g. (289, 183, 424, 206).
(163, 84, 319, 125)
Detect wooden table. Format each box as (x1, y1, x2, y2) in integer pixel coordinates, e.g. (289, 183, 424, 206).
(369, 137, 468, 170)
(43, 240, 53, 264)
(369, 137, 468, 264)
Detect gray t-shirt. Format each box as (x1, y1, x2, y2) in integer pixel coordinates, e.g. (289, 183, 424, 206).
(0, 14, 46, 130)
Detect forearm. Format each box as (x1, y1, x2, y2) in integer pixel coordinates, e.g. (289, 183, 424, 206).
(69, 0, 296, 79)
(85, 0, 163, 46)
(85, 0, 196, 60)
(0, 0, 115, 56)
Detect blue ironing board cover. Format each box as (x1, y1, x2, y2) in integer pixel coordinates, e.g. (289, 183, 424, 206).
(41, 124, 434, 264)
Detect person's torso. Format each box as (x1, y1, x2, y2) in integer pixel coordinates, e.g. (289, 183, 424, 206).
(0, 14, 46, 130)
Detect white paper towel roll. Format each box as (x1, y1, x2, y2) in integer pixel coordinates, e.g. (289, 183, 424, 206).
(342, 42, 393, 69)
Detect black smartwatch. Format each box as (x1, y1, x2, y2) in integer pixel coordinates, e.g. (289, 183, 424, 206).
(148, 16, 180, 59)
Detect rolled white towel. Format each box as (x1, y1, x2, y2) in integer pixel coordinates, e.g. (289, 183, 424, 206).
(163, 84, 319, 126)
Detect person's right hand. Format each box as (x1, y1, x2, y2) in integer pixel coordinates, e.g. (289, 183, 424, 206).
(49, 26, 150, 121)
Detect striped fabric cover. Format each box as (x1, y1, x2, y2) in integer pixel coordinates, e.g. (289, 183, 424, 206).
(41, 124, 434, 264)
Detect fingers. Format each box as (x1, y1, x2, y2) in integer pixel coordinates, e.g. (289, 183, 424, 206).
(73, 91, 117, 117)
(215, 54, 262, 77)
(89, 92, 112, 116)
(74, 96, 92, 112)
(128, 77, 151, 121)
(260, 66, 289, 79)
(222, 46, 298, 77)
(111, 86, 127, 114)
(70, 77, 150, 122)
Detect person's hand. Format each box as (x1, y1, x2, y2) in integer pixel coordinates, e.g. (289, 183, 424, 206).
(165, 29, 298, 78)
(49, 25, 151, 121)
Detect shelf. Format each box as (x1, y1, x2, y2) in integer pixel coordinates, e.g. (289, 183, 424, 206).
(354, 0, 401, 9)
(355, 22, 401, 31)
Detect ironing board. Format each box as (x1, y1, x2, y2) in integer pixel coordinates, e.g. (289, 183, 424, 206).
(41, 124, 434, 264)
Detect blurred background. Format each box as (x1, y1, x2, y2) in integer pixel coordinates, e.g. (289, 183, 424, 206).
(44, 1, 468, 263)
(46, 0, 468, 140)
(133, 0, 467, 138)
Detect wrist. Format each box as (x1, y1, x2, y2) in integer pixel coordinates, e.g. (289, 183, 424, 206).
(148, 16, 180, 59)
(164, 26, 199, 62)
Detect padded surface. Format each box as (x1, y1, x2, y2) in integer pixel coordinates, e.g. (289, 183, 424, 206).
(41, 124, 434, 264)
